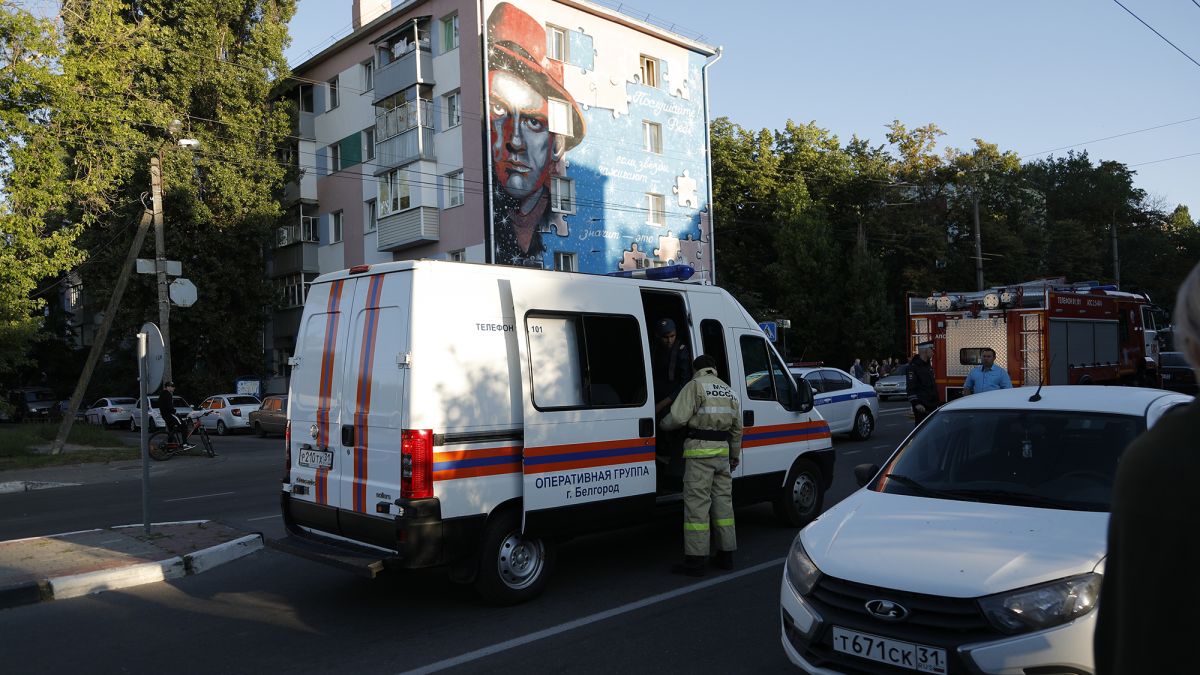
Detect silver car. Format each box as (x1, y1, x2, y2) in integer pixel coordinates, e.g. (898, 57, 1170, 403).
(198, 394, 262, 436)
(874, 363, 908, 401)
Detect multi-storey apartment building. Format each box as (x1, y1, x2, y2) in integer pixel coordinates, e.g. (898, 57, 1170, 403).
(267, 0, 720, 386)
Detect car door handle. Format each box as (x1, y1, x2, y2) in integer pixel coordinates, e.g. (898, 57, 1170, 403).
(638, 417, 654, 438)
(743, 410, 754, 427)
(341, 424, 354, 447)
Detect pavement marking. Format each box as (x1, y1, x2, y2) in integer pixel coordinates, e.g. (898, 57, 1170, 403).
(399, 557, 785, 675)
(842, 450, 861, 455)
(164, 491, 235, 503)
(877, 409, 911, 416)
(871, 444, 891, 450)
(0, 480, 82, 494)
(247, 514, 282, 522)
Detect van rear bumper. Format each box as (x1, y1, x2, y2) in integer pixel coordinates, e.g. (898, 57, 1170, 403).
(279, 492, 484, 571)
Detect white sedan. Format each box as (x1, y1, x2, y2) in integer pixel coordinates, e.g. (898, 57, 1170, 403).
(83, 397, 136, 428)
(780, 386, 1192, 674)
(198, 394, 262, 435)
(130, 396, 193, 432)
(790, 367, 878, 440)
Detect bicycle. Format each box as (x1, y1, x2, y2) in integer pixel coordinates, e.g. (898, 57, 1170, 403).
(148, 410, 216, 460)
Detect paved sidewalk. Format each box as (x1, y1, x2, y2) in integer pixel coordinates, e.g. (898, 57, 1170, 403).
(0, 520, 262, 609)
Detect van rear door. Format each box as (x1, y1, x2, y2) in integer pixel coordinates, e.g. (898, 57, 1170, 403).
(508, 276, 657, 535)
(289, 278, 356, 515)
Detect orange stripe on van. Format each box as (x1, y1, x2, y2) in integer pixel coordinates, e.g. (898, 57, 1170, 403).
(314, 279, 345, 505)
(352, 275, 385, 513)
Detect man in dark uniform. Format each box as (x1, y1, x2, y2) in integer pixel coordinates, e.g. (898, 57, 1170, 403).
(652, 318, 692, 415)
(156, 381, 186, 446)
(906, 342, 938, 425)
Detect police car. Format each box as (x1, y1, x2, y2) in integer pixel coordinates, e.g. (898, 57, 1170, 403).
(789, 367, 878, 441)
(780, 385, 1192, 674)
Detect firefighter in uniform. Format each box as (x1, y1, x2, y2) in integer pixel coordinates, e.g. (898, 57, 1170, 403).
(907, 341, 939, 425)
(660, 354, 743, 576)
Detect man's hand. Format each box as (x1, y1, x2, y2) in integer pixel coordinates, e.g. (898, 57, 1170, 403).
(655, 398, 672, 414)
(729, 457, 739, 471)
(914, 404, 926, 414)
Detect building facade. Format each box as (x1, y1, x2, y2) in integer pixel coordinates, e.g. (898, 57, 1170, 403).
(268, 0, 718, 388)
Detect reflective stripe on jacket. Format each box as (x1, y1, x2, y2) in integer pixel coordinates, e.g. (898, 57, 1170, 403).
(660, 367, 743, 461)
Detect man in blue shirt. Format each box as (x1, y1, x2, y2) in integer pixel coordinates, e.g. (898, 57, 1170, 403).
(963, 348, 1013, 395)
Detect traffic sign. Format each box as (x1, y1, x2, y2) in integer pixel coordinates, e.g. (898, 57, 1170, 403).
(140, 322, 165, 391)
(758, 321, 778, 342)
(136, 259, 182, 276)
(169, 278, 197, 307)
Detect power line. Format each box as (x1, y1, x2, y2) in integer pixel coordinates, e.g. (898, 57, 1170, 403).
(1020, 114, 1200, 158)
(1111, 0, 1200, 69)
(1130, 150, 1200, 167)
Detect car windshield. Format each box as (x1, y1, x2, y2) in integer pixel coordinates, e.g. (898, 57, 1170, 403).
(25, 391, 54, 402)
(1161, 352, 1188, 368)
(873, 409, 1144, 512)
(173, 397, 189, 407)
(112, 398, 136, 405)
(228, 396, 260, 405)
(888, 364, 907, 378)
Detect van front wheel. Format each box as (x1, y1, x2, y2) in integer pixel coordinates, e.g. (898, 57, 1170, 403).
(774, 459, 824, 527)
(474, 512, 554, 605)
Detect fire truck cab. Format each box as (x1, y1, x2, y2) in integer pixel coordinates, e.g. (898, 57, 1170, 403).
(907, 278, 1161, 402)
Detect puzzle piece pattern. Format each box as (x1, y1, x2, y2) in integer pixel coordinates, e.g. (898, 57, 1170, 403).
(620, 243, 650, 271)
(672, 170, 698, 208)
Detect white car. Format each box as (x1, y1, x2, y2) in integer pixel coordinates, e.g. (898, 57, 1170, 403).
(781, 385, 1192, 674)
(130, 396, 193, 432)
(83, 397, 136, 428)
(791, 367, 878, 440)
(198, 394, 262, 435)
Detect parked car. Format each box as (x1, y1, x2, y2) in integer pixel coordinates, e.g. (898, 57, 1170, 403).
(130, 396, 193, 432)
(5, 387, 59, 422)
(198, 394, 262, 435)
(1159, 351, 1197, 394)
(780, 385, 1192, 674)
(873, 363, 908, 401)
(790, 367, 878, 440)
(248, 395, 287, 437)
(84, 397, 137, 429)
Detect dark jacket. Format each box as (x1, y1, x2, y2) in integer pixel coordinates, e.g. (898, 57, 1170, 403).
(156, 390, 178, 427)
(1094, 400, 1200, 675)
(653, 341, 692, 404)
(906, 354, 938, 407)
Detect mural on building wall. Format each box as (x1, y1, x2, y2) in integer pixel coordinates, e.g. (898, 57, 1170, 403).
(485, 1, 712, 280)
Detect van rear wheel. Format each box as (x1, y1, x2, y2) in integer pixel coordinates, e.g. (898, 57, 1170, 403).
(474, 512, 554, 605)
(774, 459, 824, 527)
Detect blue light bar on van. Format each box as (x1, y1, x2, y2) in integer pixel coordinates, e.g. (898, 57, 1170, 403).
(607, 265, 695, 281)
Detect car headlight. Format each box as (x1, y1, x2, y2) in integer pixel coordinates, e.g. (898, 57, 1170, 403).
(785, 536, 822, 596)
(978, 573, 1102, 634)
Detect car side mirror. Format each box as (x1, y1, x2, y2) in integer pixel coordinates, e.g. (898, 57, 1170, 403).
(854, 463, 880, 488)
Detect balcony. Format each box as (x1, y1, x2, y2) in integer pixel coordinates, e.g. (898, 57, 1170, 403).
(375, 99, 434, 169)
(373, 46, 434, 104)
(297, 111, 315, 140)
(378, 206, 439, 251)
(272, 216, 319, 278)
(277, 216, 319, 247)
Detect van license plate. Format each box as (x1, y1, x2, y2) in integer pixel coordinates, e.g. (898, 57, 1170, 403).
(831, 627, 946, 674)
(298, 448, 333, 470)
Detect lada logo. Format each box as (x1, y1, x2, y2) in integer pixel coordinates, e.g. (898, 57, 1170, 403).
(864, 599, 910, 622)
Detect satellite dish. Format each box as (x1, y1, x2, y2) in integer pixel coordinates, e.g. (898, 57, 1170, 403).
(140, 322, 165, 391)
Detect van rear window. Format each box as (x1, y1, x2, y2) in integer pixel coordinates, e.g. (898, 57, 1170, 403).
(526, 312, 648, 410)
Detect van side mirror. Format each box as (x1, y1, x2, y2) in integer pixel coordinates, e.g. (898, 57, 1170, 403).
(854, 463, 880, 488)
(793, 378, 814, 413)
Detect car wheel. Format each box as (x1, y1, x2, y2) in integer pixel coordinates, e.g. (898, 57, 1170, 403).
(773, 458, 824, 527)
(850, 408, 874, 441)
(130, 418, 138, 432)
(474, 509, 554, 605)
(216, 420, 228, 436)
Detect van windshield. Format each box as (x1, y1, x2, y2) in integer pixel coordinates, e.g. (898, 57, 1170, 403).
(874, 410, 1143, 512)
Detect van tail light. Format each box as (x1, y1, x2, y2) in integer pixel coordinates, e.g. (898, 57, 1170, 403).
(401, 429, 433, 499)
(232, 408, 243, 417)
(283, 422, 292, 483)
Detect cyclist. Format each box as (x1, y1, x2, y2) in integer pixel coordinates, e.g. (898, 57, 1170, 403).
(156, 381, 191, 449)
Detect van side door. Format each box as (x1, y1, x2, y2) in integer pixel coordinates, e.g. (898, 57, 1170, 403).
(508, 277, 656, 536)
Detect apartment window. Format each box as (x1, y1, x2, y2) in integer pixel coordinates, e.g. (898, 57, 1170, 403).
(547, 25, 568, 61)
(646, 193, 666, 226)
(299, 84, 314, 113)
(551, 176, 575, 214)
(445, 171, 464, 208)
(364, 199, 377, 233)
(441, 14, 459, 52)
(449, 249, 466, 262)
(554, 251, 576, 272)
(331, 210, 344, 244)
(363, 127, 375, 161)
(362, 60, 374, 91)
(380, 168, 411, 216)
(327, 76, 339, 109)
(281, 273, 317, 308)
(548, 98, 571, 136)
(643, 121, 662, 154)
(639, 55, 659, 88)
(328, 143, 341, 172)
(445, 91, 461, 128)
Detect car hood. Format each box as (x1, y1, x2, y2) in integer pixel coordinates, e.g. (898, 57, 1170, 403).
(801, 489, 1107, 597)
(876, 376, 904, 385)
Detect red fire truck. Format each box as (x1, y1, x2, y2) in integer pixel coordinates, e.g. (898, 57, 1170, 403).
(906, 279, 1162, 402)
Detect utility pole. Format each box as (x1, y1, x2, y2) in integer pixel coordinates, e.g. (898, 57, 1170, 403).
(1111, 209, 1120, 288)
(151, 153, 172, 382)
(51, 211, 154, 454)
(973, 194, 984, 291)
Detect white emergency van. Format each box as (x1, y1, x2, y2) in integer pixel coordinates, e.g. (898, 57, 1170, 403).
(273, 260, 834, 604)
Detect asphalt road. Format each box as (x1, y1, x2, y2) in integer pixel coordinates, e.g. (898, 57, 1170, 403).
(0, 401, 917, 674)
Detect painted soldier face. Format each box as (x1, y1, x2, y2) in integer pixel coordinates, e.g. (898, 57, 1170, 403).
(489, 69, 559, 201)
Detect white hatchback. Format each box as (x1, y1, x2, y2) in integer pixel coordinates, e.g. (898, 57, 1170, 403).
(198, 394, 262, 435)
(790, 367, 879, 441)
(780, 386, 1192, 674)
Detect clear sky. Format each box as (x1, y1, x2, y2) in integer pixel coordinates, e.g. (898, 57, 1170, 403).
(287, 0, 1200, 216)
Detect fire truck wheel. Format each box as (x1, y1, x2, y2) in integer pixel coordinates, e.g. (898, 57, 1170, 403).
(850, 408, 875, 441)
(475, 510, 555, 605)
(774, 458, 824, 527)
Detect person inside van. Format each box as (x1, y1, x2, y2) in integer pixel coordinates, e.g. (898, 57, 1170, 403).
(652, 318, 692, 415)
